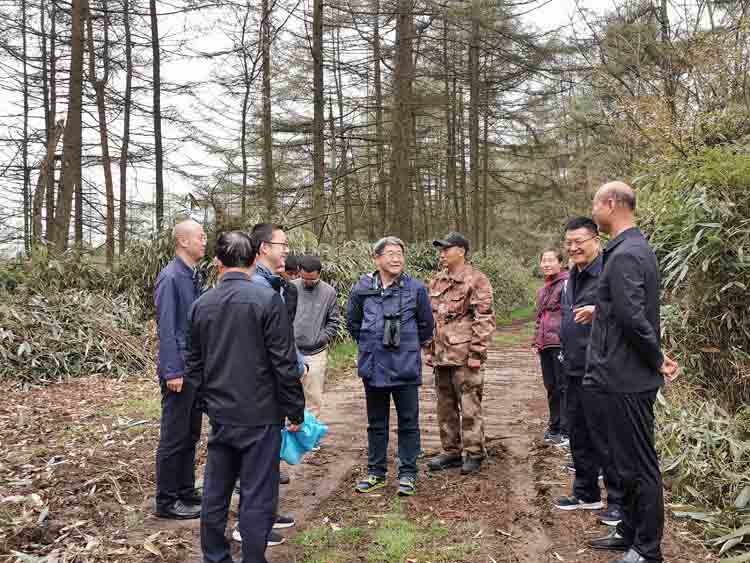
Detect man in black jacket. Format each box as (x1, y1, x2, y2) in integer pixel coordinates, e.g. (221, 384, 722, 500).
(555, 217, 623, 525)
(185, 231, 305, 563)
(585, 183, 678, 563)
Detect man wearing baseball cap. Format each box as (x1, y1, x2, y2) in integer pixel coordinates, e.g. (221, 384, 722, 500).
(426, 232, 495, 475)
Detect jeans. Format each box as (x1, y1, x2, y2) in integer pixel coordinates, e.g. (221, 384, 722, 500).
(364, 384, 420, 478)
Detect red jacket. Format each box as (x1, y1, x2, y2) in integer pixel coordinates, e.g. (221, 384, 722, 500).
(534, 270, 569, 350)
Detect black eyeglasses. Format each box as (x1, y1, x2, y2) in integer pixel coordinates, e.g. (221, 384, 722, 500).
(565, 235, 597, 249)
(262, 240, 290, 249)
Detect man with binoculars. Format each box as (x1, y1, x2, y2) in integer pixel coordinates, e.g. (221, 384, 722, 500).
(346, 236, 435, 497)
(426, 232, 495, 475)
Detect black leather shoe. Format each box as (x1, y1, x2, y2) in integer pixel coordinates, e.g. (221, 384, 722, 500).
(589, 528, 631, 551)
(612, 548, 649, 563)
(280, 471, 290, 485)
(155, 500, 201, 520)
(461, 456, 482, 475)
(427, 453, 463, 471)
(180, 489, 202, 505)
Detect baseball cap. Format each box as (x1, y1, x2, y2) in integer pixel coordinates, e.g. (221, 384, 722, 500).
(432, 232, 470, 253)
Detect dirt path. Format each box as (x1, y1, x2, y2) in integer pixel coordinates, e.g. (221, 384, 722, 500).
(0, 322, 714, 562)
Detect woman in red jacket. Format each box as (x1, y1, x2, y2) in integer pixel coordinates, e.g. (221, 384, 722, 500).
(534, 248, 569, 446)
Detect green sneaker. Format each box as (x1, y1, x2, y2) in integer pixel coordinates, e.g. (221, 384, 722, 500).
(397, 476, 416, 497)
(355, 474, 386, 493)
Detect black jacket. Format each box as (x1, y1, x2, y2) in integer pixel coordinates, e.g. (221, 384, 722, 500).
(560, 254, 602, 377)
(584, 228, 664, 393)
(184, 271, 305, 426)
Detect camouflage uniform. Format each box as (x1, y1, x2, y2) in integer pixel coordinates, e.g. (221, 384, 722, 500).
(429, 265, 495, 458)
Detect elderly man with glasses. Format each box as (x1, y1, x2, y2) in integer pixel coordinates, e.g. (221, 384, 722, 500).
(346, 236, 435, 497)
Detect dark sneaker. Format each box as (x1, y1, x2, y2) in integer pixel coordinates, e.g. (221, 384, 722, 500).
(274, 514, 296, 529)
(267, 531, 286, 547)
(598, 507, 623, 526)
(397, 476, 416, 497)
(554, 435, 570, 448)
(543, 431, 559, 444)
(154, 500, 201, 520)
(588, 528, 631, 551)
(461, 456, 482, 475)
(427, 453, 463, 471)
(355, 474, 386, 493)
(554, 495, 604, 511)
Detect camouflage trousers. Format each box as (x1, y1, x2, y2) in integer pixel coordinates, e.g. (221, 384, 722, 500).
(434, 366, 485, 458)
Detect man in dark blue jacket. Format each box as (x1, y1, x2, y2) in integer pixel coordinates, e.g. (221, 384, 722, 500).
(346, 236, 435, 497)
(585, 183, 679, 563)
(554, 217, 623, 525)
(185, 231, 305, 563)
(154, 218, 207, 520)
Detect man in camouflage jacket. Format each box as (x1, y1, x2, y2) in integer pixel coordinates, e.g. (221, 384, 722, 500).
(426, 232, 495, 475)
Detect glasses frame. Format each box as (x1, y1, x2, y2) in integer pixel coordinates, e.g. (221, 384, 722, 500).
(564, 235, 597, 249)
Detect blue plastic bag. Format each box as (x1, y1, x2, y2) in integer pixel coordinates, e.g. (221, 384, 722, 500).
(280, 410, 329, 465)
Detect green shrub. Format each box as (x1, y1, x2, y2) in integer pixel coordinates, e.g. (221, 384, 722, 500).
(638, 145, 750, 408)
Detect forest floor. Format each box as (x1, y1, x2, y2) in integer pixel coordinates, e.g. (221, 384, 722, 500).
(0, 321, 716, 563)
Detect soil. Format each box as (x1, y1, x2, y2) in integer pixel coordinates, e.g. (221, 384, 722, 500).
(0, 322, 715, 562)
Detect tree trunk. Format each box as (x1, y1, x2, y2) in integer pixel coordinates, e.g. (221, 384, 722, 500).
(444, 17, 459, 232)
(659, 0, 676, 126)
(311, 0, 324, 236)
(373, 0, 386, 227)
(54, 0, 85, 252)
(481, 84, 490, 252)
(458, 85, 468, 233)
(33, 124, 64, 247)
(150, 0, 164, 231)
(469, 0, 481, 245)
(387, 0, 414, 240)
(240, 8, 250, 219)
(334, 27, 352, 240)
(46, 0, 57, 241)
(119, 0, 132, 255)
(22, 0, 30, 253)
(262, 0, 276, 217)
(87, 0, 115, 267)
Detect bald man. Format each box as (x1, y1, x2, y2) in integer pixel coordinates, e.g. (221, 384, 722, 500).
(154, 219, 207, 520)
(585, 183, 678, 563)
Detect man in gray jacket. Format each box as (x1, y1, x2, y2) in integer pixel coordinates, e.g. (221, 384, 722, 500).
(292, 255, 341, 418)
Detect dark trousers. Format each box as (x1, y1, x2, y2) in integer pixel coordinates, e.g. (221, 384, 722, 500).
(155, 379, 203, 509)
(364, 384, 420, 479)
(201, 423, 281, 563)
(539, 348, 567, 435)
(604, 390, 664, 562)
(567, 380, 624, 507)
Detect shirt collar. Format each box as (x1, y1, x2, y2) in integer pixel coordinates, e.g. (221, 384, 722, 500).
(604, 227, 642, 254)
(174, 255, 194, 275)
(578, 254, 603, 278)
(220, 271, 252, 283)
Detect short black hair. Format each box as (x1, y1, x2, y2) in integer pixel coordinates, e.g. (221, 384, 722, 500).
(300, 255, 322, 273)
(564, 216, 599, 236)
(285, 255, 300, 272)
(215, 231, 256, 268)
(250, 223, 285, 251)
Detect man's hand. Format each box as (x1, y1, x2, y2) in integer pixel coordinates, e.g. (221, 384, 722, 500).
(660, 356, 680, 383)
(574, 306, 595, 325)
(303, 364, 310, 379)
(467, 358, 482, 370)
(166, 377, 184, 393)
(424, 351, 433, 367)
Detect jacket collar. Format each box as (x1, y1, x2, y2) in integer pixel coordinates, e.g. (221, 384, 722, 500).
(604, 227, 642, 254)
(220, 271, 251, 284)
(578, 253, 603, 278)
(174, 255, 194, 276)
(545, 270, 569, 286)
(255, 261, 285, 289)
(439, 264, 470, 282)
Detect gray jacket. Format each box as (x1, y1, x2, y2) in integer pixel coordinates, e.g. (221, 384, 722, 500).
(292, 279, 341, 355)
